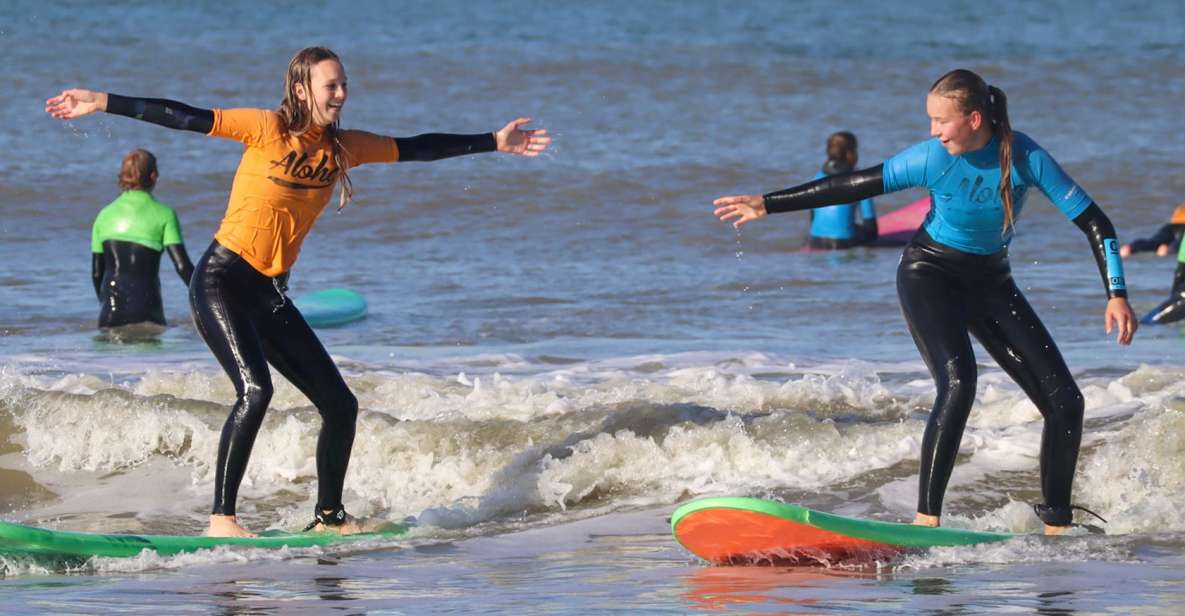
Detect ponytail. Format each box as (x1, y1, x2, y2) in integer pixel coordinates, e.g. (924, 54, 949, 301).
(987, 85, 1014, 231)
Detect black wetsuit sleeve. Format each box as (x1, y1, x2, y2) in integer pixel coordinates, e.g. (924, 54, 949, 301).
(763, 164, 886, 214)
(394, 133, 496, 162)
(91, 253, 104, 301)
(1128, 224, 1177, 253)
(105, 94, 214, 134)
(166, 244, 195, 286)
(1072, 203, 1128, 299)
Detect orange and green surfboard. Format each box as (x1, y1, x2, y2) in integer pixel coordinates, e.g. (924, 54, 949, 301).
(671, 497, 1013, 564)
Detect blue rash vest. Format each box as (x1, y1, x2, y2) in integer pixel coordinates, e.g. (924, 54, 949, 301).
(882, 132, 1092, 254)
(808, 170, 876, 240)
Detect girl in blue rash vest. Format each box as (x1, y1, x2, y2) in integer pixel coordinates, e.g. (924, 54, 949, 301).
(713, 69, 1137, 535)
(805, 131, 877, 250)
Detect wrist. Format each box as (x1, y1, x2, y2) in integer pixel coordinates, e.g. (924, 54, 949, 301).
(98, 92, 109, 112)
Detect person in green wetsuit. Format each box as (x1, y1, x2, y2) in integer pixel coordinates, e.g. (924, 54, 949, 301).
(91, 149, 194, 328)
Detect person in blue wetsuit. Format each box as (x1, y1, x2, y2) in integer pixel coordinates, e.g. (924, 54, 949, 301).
(713, 69, 1136, 535)
(805, 131, 877, 250)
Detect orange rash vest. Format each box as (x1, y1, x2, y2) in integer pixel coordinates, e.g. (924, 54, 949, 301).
(208, 108, 398, 277)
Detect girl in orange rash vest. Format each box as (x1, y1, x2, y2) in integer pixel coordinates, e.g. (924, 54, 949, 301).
(47, 46, 551, 538)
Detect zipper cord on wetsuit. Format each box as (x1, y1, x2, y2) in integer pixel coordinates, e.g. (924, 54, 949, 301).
(271, 273, 290, 313)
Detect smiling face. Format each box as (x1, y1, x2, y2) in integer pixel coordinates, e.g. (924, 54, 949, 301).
(926, 93, 988, 156)
(295, 59, 348, 127)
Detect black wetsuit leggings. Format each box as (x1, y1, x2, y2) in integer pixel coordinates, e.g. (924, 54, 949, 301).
(897, 231, 1084, 518)
(190, 241, 358, 517)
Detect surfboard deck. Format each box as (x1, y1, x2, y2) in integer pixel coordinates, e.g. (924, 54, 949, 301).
(671, 497, 1012, 564)
(0, 519, 409, 560)
(294, 288, 368, 328)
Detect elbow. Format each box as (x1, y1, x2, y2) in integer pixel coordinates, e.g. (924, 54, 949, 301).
(1072, 202, 1116, 237)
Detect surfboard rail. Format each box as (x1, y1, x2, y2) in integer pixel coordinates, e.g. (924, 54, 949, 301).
(671, 496, 1011, 564)
(0, 519, 408, 560)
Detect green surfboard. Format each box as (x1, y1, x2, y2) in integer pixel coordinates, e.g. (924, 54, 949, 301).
(0, 519, 409, 560)
(672, 497, 1013, 564)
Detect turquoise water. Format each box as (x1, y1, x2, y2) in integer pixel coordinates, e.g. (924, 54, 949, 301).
(3, 1, 1185, 613)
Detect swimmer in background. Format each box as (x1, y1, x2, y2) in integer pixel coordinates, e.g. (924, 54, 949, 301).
(1139, 224, 1185, 324)
(1118, 203, 1185, 257)
(804, 131, 877, 250)
(91, 149, 194, 329)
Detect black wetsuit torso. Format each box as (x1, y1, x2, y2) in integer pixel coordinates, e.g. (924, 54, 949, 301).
(93, 241, 169, 327)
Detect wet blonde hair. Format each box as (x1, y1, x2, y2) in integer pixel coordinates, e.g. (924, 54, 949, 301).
(277, 46, 354, 210)
(118, 148, 157, 192)
(930, 69, 1014, 232)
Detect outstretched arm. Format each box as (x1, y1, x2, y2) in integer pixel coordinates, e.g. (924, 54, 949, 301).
(46, 89, 214, 133)
(166, 244, 195, 285)
(1123, 223, 1177, 256)
(714, 165, 886, 228)
(391, 118, 550, 162)
(1072, 203, 1136, 344)
(395, 133, 497, 161)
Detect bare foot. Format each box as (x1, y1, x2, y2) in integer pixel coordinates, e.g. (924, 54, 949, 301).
(207, 515, 256, 538)
(1043, 524, 1068, 536)
(913, 513, 940, 527)
(1119, 244, 1132, 258)
(1157, 244, 1171, 257)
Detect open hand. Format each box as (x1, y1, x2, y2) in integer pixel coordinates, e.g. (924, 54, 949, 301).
(46, 89, 107, 120)
(713, 195, 767, 228)
(495, 118, 551, 157)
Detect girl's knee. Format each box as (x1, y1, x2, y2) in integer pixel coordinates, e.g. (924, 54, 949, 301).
(935, 361, 977, 406)
(241, 381, 274, 411)
(1044, 385, 1084, 427)
(319, 388, 358, 426)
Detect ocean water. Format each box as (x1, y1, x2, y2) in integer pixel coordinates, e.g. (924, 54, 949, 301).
(4, 0, 1185, 613)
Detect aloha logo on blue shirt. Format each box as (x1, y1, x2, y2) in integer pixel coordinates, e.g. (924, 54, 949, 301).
(957, 176, 997, 205)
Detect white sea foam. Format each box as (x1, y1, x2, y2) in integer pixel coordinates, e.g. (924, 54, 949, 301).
(4, 354, 1184, 542)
